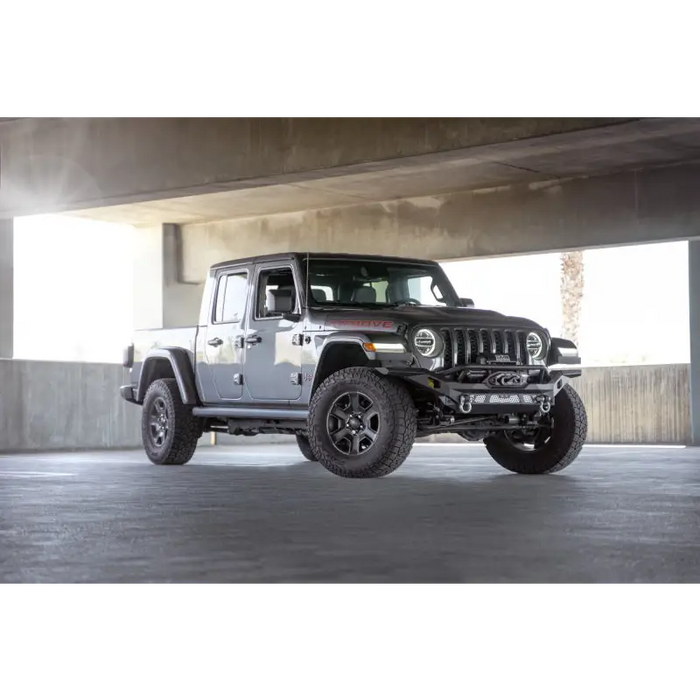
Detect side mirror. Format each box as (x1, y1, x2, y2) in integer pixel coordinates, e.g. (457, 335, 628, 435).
(282, 312, 302, 323)
(459, 297, 475, 308)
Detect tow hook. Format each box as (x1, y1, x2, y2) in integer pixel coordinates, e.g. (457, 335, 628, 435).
(535, 395, 551, 417)
(459, 395, 473, 414)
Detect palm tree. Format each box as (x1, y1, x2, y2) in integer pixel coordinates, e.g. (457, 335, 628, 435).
(560, 250, 585, 345)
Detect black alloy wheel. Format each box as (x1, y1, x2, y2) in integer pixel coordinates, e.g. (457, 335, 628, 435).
(149, 396, 170, 448)
(326, 391, 381, 456)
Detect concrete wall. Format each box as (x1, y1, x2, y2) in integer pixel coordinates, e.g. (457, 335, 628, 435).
(571, 364, 691, 445)
(0, 359, 140, 451)
(0, 220, 12, 358)
(689, 240, 700, 444)
(0, 118, 629, 218)
(179, 161, 700, 281)
(0, 359, 691, 451)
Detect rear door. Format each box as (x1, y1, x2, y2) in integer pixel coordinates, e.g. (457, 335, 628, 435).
(202, 266, 250, 400)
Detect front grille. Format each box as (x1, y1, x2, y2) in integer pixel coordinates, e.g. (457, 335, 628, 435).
(440, 327, 532, 370)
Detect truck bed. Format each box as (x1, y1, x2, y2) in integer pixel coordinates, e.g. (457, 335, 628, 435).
(132, 326, 198, 370)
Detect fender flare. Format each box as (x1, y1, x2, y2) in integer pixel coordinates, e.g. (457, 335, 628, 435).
(548, 337, 582, 377)
(311, 332, 411, 392)
(548, 337, 580, 365)
(319, 330, 409, 358)
(136, 347, 199, 405)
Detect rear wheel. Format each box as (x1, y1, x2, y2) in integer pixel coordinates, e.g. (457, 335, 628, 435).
(308, 367, 417, 478)
(296, 433, 318, 461)
(484, 384, 587, 474)
(142, 378, 202, 465)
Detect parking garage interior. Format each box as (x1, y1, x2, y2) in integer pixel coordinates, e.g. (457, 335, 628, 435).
(1, 117, 700, 586)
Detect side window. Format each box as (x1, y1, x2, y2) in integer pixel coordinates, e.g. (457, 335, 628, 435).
(214, 272, 248, 323)
(407, 276, 423, 300)
(407, 275, 446, 306)
(257, 267, 297, 318)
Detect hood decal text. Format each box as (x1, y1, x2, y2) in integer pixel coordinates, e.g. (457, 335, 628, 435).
(332, 320, 394, 330)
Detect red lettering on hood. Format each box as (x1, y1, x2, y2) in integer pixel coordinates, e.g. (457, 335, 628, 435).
(334, 320, 393, 329)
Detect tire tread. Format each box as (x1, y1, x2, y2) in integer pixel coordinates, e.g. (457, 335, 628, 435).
(485, 383, 587, 474)
(142, 378, 201, 465)
(296, 434, 317, 461)
(308, 367, 416, 478)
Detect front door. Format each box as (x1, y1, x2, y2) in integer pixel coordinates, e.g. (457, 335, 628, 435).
(203, 267, 249, 400)
(244, 263, 303, 401)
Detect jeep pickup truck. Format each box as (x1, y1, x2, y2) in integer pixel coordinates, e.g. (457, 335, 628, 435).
(121, 252, 586, 478)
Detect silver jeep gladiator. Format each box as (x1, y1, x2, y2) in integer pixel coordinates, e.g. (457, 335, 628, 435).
(121, 252, 586, 478)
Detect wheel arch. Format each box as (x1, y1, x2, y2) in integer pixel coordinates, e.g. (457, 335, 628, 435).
(310, 331, 413, 396)
(311, 336, 376, 396)
(136, 348, 199, 405)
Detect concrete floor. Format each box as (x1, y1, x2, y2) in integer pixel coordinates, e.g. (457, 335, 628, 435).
(1, 444, 699, 583)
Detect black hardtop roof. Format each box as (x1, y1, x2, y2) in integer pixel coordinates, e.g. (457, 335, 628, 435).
(210, 252, 441, 271)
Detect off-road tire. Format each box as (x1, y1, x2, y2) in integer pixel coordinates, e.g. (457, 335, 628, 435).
(308, 367, 417, 478)
(142, 378, 201, 465)
(484, 383, 587, 474)
(296, 433, 318, 461)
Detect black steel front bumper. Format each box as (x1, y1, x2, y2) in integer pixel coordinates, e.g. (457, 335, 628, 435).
(120, 384, 138, 404)
(380, 366, 569, 414)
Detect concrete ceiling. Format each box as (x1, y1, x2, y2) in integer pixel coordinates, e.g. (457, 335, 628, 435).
(70, 118, 700, 226)
(0, 114, 77, 126)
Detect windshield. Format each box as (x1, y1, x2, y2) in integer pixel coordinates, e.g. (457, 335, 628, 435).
(305, 258, 459, 307)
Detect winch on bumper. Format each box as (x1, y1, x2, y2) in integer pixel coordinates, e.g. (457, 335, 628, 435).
(382, 365, 568, 417)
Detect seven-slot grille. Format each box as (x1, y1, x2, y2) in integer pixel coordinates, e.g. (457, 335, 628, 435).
(440, 328, 530, 369)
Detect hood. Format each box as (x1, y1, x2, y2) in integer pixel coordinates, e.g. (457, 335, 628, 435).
(317, 305, 544, 333)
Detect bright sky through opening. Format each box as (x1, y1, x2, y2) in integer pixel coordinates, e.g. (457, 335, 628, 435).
(12, 215, 690, 366)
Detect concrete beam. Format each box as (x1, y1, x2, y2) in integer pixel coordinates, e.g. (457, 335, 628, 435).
(0, 118, 633, 218)
(0, 220, 13, 358)
(178, 162, 700, 282)
(689, 241, 700, 445)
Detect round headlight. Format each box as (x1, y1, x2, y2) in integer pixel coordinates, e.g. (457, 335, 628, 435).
(526, 331, 547, 361)
(414, 328, 441, 357)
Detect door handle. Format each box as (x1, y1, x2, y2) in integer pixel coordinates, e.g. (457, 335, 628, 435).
(207, 337, 224, 347)
(246, 335, 262, 345)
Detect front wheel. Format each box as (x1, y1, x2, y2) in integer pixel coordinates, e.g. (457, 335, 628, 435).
(307, 367, 417, 478)
(484, 384, 587, 474)
(296, 433, 318, 461)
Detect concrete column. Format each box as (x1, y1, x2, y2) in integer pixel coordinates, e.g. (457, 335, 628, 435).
(0, 219, 13, 358)
(161, 224, 204, 328)
(689, 240, 700, 445)
(132, 223, 203, 330)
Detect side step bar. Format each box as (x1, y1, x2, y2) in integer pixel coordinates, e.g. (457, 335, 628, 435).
(192, 407, 308, 421)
